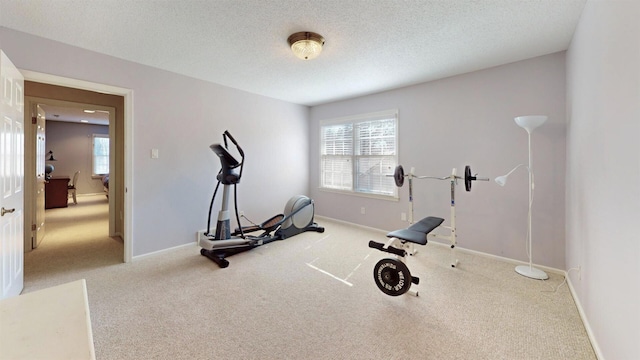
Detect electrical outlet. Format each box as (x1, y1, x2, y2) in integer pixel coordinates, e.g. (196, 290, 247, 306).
(360, 207, 366, 215)
(401, 212, 407, 221)
(578, 265, 582, 280)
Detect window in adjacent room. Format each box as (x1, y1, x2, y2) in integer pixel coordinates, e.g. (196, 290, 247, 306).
(320, 109, 398, 199)
(92, 134, 109, 176)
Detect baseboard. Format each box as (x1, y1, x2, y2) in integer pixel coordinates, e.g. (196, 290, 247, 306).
(77, 193, 108, 197)
(451, 245, 564, 275)
(567, 276, 604, 360)
(132, 242, 195, 261)
(315, 215, 389, 235)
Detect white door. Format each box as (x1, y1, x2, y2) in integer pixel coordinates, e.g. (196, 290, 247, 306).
(34, 105, 46, 248)
(0, 50, 25, 299)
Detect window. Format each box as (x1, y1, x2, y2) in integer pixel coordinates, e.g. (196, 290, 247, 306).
(320, 110, 398, 198)
(92, 134, 109, 176)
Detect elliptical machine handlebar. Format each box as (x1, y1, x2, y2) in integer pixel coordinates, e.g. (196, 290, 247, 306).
(211, 130, 244, 182)
(224, 130, 244, 183)
(223, 130, 244, 162)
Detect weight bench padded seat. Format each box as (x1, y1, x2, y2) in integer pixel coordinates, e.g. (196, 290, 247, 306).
(386, 216, 445, 245)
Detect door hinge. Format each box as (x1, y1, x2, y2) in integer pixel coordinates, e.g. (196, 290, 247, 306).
(32, 116, 37, 124)
(31, 224, 37, 231)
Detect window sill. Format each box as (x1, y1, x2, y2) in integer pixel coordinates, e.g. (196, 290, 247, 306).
(318, 187, 399, 201)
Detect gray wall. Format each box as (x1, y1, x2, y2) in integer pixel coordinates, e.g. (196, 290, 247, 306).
(566, 1, 640, 359)
(310, 52, 567, 270)
(0, 27, 310, 256)
(46, 120, 109, 195)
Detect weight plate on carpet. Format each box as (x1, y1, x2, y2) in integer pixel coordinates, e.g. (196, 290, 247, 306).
(373, 258, 411, 296)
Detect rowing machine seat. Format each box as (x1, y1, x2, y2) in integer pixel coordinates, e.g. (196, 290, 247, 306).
(386, 216, 444, 245)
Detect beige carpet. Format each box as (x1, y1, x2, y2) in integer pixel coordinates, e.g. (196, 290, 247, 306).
(24, 196, 596, 360)
(24, 195, 123, 289)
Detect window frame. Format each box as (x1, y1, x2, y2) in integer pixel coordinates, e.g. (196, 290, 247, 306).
(319, 109, 399, 200)
(91, 133, 109, 177)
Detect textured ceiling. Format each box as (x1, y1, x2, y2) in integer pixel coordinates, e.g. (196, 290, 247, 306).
(1, 0, 586, 106)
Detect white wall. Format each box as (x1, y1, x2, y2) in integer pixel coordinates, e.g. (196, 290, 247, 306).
(565, 1, 640, 359)
(46, 121, 109, 195)
(310, 53, 567, 269)
(0, 27, 310, 256)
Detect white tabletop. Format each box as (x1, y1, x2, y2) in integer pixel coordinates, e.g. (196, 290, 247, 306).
(0, 279, 96, 360)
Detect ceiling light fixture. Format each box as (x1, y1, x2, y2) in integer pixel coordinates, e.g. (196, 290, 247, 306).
(287, 31, 325, 60)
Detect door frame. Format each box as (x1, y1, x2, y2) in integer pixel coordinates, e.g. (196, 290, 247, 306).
(22, 70, 133, 262)
(25, 98, 116, 249)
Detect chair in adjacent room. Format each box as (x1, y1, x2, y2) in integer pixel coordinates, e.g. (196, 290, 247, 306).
(68, 171, 80, 204)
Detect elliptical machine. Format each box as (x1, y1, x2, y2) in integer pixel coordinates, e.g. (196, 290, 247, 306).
(199, 131, 324, 268)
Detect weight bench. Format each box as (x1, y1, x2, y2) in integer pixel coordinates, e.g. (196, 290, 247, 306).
(368, 216, 444, 296)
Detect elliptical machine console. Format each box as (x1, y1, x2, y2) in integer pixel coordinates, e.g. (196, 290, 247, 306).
(199, 131, 324, 268)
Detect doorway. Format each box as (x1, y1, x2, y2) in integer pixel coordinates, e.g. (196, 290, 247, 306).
(23, 79, 131, 266)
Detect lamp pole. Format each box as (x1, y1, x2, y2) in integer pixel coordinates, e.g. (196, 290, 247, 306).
(526, 129, 535, 273)
(514, 116, 548, 280)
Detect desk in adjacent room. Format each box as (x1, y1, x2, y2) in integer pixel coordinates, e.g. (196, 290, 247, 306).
(45, 176, 70, 209)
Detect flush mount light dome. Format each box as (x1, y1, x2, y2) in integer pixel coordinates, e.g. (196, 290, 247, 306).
(287, 31, 325, 60)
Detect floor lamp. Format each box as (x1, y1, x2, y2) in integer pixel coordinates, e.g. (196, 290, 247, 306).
(495, 115, 548, 280)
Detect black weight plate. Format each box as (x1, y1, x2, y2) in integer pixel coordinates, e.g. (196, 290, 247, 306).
(373, 258, 412, 296)
(394, 165, 405, 187)
(465, 165, 472, 192)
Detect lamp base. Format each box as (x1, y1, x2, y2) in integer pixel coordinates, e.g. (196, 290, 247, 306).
(515, 265, 548, 280)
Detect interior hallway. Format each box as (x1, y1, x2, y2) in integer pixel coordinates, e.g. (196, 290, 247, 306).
(24, 195, 123, 293)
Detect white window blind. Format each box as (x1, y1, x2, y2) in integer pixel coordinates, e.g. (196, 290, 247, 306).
(92, 134, 109, 176)
(320, 110, 398, 198)
(321, 123, 353, 191)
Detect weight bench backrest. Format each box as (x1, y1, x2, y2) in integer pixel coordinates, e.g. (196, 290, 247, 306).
(386, 216, 444, 245)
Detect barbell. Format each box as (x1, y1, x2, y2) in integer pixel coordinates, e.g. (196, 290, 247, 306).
(393, 165, 489, 191)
